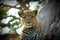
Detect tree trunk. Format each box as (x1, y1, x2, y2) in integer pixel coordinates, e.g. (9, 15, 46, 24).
(37, 0, 60, 33)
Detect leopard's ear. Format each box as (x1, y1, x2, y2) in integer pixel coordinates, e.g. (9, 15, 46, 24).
(18, 11, 23, 17)
(33, 10, 37, 16)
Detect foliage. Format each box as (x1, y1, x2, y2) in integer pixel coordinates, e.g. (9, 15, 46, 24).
(0, 7, 21, 34)
(0, 7, 9, 20)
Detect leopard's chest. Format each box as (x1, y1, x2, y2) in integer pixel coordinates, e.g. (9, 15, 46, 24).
(21, 25, 39, 40)
(23, 27, 37, 35)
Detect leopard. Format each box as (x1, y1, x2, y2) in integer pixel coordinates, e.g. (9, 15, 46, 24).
(18, 9, 41, 40)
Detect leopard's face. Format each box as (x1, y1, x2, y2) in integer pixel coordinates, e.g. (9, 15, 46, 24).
(18, 10, 37, 28)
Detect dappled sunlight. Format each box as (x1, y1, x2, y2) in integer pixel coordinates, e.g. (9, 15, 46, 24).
(1, 27, 10, 34)
(16, 25, 25, 34)
(29, 2, 40, 10)
(16, 5, 20, 8)
(7, 8, 20, 18)
(1, 8, 21, 34)
(1, 17, 13, 24)
(10, 19, 19, 25)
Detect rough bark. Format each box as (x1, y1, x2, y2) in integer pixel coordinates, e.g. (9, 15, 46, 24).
(37, 0, 60, 33)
